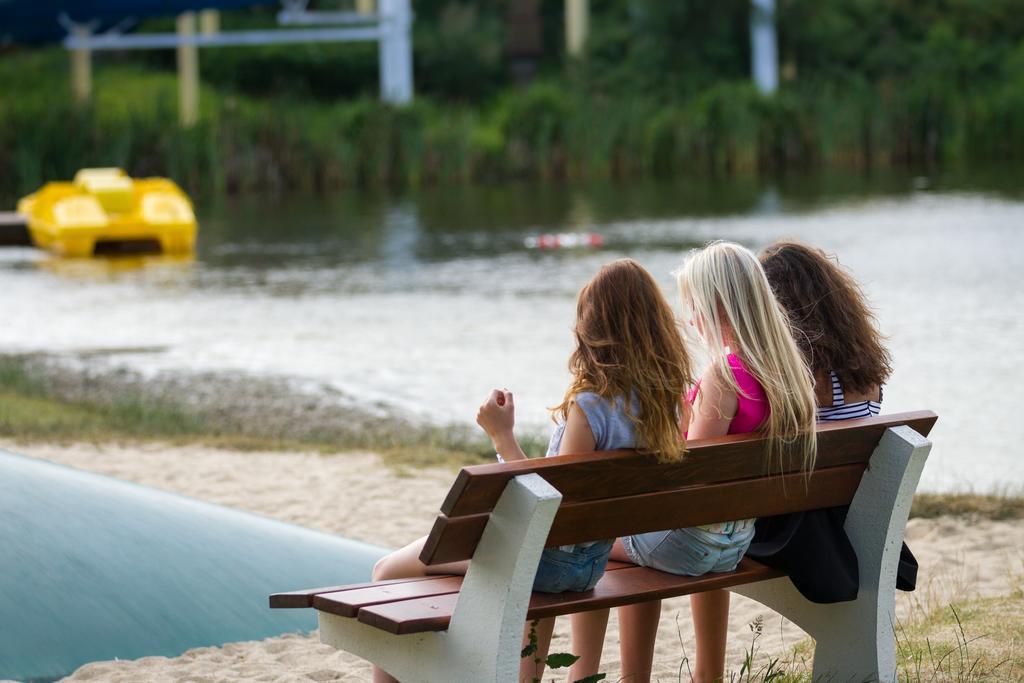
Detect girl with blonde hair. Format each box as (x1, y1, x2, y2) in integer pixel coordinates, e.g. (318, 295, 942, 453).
(569, 241, 818, 683)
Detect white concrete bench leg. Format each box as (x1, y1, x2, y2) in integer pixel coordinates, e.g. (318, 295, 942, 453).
(318, 473, 562, 682)
(733, 425, 931, 682)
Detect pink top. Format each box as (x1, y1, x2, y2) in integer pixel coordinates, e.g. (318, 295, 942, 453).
(687, 353, 770, 435)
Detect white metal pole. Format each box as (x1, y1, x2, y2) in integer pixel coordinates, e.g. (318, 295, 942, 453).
(750, 0, 778, 95)
(378, 0, 413, 104)
(565, 0, 588, 57)
(177, 12, 199, 126)
(70, 24, 92, 105)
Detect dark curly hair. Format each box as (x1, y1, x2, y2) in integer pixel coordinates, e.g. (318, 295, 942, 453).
(759, 241, 892, 395)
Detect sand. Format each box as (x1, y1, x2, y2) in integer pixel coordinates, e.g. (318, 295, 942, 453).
(8, 441, 1023, 683)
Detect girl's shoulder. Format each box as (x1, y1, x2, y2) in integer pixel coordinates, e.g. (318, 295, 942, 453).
(573, 391, 631, 418)
(571, 390, 638, 451)
(690, 355, 749, 393)
(726, 353, 766, 398)
(726, 352, 747, 374)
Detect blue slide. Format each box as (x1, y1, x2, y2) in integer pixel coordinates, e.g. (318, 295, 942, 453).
(0, 449, 388, 682)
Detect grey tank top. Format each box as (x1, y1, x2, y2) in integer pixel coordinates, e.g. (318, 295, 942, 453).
(546, 391, 638, 551)
(546, 391, 639, 456)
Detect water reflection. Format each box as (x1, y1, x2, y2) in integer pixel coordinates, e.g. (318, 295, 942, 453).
(37, 254, 195, 280)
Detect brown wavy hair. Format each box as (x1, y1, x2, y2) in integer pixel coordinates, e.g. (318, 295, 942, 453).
(759, 241, 893, 394)
(553, 259, 694, 463)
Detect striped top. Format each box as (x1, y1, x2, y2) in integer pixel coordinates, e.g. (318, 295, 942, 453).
(817, 370, 882, 421)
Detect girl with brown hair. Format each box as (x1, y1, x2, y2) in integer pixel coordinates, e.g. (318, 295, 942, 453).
(759, 240, 891, 417)
(748, 241, 916, 605)
(370, 258, 695, 683)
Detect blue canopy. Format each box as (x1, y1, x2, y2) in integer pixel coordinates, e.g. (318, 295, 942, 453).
(0, 1, 275, 45)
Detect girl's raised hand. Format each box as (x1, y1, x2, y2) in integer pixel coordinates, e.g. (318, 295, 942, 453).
(476, 388, 515, 441)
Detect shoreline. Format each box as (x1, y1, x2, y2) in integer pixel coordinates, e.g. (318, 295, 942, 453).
(5, 440, 1021, 682)
(2, 353, 1022, 504)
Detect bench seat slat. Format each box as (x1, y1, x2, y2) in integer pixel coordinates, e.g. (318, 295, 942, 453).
(313, 576, 465, 617)
(269, 576, 442, 609)
(354, 558, 783, 635)
(358, 593, 461, 634)
(307, 561, 635, 617)
(526, 559, 783, 620)
(440, 412, 937, 517)
(423, 465, 864, 565)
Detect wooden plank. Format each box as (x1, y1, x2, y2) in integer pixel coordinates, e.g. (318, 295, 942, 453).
(356, 558, 782, 635)
(270, 576, 443, 609)
(274, 561, 635, 611)
(440, 411, 937, 518)
(422, 465, 864, 565)
(603, 560, 632, 572)
(310, 561, 636, 617)
(358, 592, 460, 634)
(545, 465, 862, 546)
(314, 576, 466, 618)
(526, 558, 783, 620)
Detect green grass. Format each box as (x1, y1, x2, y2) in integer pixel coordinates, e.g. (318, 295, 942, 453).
(0, 359, 208, 442)
(0, 356, 512, 468)
(892, 596, 1024, 682)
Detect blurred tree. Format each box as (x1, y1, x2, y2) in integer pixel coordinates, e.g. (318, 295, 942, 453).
(581, 0, 751, 97)
(414, 2, 507, 99)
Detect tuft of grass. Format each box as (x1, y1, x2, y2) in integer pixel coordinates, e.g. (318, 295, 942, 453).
(712, 594, 1024, 682)
(673, 612, 807, 683)
(910, 493, 1024, 521)
(0, 360, 210, 442)
(893, 596, 1024, 682)
(729, 616, 791, 683)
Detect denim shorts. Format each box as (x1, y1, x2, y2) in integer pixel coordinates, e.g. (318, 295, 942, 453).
(532, 540, 614, 593)
(621, 522, 755, 576)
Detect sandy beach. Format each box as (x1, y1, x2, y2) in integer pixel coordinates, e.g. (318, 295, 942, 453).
(9, 441, 1023, 683)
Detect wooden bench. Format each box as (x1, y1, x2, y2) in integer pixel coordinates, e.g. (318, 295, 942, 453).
(271, 411, 936, 682)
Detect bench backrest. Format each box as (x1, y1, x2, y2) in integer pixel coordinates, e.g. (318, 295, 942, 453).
(420, 411, 936, 565)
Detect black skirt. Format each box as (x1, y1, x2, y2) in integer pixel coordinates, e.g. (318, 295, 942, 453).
(747, 506, 918, 604)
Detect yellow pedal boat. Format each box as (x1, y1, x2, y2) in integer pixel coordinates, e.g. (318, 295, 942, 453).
(17, 168, 197, 257)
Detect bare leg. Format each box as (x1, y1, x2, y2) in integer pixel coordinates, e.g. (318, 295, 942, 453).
(371, 664, 400, 683)
(520, 617, 556, 682)
(690, 589, 730, 683)
(568, 609, 609, 681)
(608, 539, 660, 683)
(618, 600, 661, 683)
(608, 538, 633, 563)
(371, 535, 469, 582)
(371, 536, 469, 682)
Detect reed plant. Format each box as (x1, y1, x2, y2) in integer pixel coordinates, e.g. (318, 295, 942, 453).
(3, 47, 1024, 203)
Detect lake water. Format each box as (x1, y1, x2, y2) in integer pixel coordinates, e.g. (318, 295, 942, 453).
(2, 171, 1022, 492)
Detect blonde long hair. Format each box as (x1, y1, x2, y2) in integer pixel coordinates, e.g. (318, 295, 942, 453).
(676, 241, 817, 473)
(554, 259, 694, 463)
